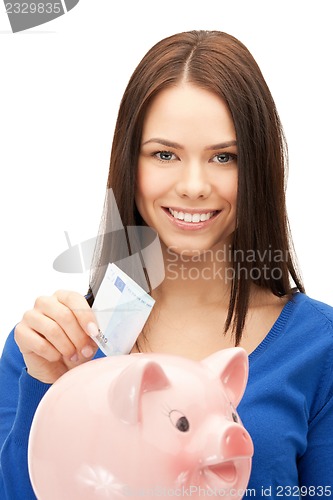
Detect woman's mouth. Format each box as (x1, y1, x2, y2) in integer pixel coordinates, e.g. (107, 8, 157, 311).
(162, 207, 221, 231)
(168, 208, 219, 223)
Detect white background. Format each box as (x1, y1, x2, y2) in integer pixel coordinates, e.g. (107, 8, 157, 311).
(0, 0, 332, 354)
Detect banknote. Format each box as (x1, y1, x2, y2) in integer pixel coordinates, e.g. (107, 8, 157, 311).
(91, 263, 155, 356)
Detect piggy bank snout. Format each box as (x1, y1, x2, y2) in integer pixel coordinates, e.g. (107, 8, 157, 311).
(221, 425, 253, 460)
(203, 422, 253, 467)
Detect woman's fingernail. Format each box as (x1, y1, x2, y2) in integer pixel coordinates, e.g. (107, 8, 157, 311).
(86, 322, 99, 338)
(81, 345, 94, 359)
(70, 353, 79, 363)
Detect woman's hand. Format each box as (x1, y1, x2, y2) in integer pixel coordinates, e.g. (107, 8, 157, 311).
(14, 290, 99, 384)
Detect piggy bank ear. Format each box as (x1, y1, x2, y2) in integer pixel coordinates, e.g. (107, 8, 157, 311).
(202, 347, 248, 407)
(110, 359, 170, 425)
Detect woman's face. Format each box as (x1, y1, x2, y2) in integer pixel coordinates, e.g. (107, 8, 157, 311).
(136, 84, 238, 255)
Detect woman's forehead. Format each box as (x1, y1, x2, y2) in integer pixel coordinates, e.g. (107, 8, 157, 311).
(141, 84, 236, 147)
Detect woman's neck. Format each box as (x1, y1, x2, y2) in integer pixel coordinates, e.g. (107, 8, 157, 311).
(137, 242, 288, 358)
(152, 242, 233, 308)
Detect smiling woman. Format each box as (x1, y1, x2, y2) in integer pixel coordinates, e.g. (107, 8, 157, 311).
(93, 30, 304, 344)
(136, 84, 238, 255)
(0, 30, 333, 499)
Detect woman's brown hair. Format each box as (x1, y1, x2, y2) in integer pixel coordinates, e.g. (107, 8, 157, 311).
(88, 30, 305, 345)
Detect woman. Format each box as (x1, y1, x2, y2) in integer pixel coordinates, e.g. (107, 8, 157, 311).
(0, 30, 332, 498)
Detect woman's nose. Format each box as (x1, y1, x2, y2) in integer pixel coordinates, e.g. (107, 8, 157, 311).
(175, 163, 212, 200)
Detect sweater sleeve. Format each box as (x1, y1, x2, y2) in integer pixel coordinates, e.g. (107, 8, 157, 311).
(297, 334, 333, 495)
(0, 328, 51, 499)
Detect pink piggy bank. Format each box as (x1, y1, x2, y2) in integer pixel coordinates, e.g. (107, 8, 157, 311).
(28, 348, 253, 499)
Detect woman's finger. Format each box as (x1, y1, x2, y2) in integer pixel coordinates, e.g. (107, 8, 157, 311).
(21, 308, 77, 360)
(34, 292, 98, 356)
(15, 321, 63, 363)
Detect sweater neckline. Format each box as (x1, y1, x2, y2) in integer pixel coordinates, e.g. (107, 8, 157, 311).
(248, 292, 302, 362)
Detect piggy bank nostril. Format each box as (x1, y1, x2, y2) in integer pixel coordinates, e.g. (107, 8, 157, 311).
(222, 426, 253, 460)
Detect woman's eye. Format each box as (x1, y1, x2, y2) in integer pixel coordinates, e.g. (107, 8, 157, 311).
(154, 151, 176, 162)
(212, 152, 237, 164)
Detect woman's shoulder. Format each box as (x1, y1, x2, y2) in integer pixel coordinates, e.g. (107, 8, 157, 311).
(290, 292, 333, 332)
(280, 292, 333, 362)
(250, 291, 333, 362)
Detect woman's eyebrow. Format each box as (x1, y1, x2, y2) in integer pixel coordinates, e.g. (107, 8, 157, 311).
(206, 140, 237, 150)
(141, 138, 184, 149)
(141, 138, 237, 149)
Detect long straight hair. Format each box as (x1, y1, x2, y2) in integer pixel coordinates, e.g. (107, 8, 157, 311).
(88, 30, 304, 345)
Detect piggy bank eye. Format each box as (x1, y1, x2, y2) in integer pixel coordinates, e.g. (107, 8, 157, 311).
(169, 410, 190, 432)
(232, 412, 239, 423)
(230, 403, 239, 423)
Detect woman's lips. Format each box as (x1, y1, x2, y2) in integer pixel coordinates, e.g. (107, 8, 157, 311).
(162, 207, 221, 230)
(168, 208, 218, 222)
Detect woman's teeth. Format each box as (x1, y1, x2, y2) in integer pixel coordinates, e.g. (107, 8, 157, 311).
(168, 208, 216, 223)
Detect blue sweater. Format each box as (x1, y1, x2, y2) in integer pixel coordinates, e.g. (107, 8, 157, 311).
(0, 292, 333, 499)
